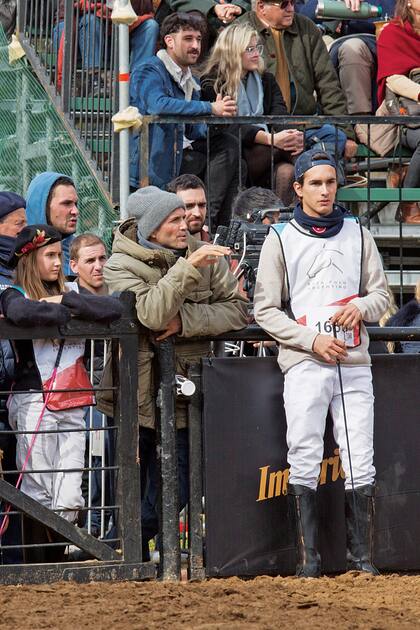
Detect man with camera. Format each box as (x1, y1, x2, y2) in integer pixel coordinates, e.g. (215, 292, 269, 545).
(99, 186, 248, 560)
(254, 149, 389, 577)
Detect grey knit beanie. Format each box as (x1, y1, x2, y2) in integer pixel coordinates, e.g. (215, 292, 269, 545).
(127, 186, 185, 240)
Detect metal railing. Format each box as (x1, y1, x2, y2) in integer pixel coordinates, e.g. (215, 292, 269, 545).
(0, 292, 153, 583)
(152, 325, 420, 580)
(1, 300, 419, 583)
(16, 0, 118, 200)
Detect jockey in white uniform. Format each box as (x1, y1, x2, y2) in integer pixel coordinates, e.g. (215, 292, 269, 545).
(254, 149, 389, 578)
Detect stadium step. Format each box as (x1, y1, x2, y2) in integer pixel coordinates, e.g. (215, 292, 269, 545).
(72, 96, 113, 115)
(337, 188, 420, 203)
(385, 269, 420, 290)
(370, 224, 420, 242)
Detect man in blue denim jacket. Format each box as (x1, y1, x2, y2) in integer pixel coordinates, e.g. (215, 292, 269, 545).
(130, 12, 240, 229)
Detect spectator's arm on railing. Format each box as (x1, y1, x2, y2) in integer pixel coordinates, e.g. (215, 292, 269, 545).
(178, 256, 248, 337)
(349, 228, 390, 323)
(0, 288, 71, 327)
(61, 291, 123, 323)
(253, 231, 318, 351)
(138, 65, 212, 117)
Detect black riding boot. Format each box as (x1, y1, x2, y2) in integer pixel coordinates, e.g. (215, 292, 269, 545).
(288, 484, 321, 578)
(345, 484, 379, 575)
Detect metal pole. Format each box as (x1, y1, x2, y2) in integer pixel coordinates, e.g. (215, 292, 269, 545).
(187, 362, 205, 581)
(112, 0, 133, 220)
(61, 0, 73, 113)
(116, 331, 142, 563)
(155, 339, 181, 581)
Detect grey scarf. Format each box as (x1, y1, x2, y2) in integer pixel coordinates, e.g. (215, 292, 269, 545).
(156, 49, 200, 102)
(237, 71, 267, 133)
(237, 71, 264, 116)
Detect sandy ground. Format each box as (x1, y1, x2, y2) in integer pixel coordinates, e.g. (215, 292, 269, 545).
(2, 573, 420, 629)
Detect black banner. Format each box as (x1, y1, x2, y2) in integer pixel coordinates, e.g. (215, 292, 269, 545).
(202, 354, 420, 577)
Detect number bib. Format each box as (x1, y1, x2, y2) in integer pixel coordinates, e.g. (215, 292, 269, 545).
(306, 306, 360, 348)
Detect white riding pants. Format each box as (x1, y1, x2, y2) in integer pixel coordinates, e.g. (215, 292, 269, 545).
(283, 361, 375, 490)
(8, 393, 85, 522)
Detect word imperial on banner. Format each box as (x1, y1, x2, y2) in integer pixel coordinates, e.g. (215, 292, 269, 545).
(257, 448, 346, 502)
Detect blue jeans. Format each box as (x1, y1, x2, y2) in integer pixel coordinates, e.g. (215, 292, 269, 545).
(305, 124, 347, 157)
(54, 16, 158, 72)
(139, 427, 189, 559)
(82, 408, 113, 534)
(130, 19, 159, 72)
(54, 15, 107, 70)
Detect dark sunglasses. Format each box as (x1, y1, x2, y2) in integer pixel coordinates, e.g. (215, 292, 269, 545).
(268, 0, 296, 9)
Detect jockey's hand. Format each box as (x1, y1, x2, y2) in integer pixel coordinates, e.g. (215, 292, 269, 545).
(330, 303, 362, 330)
(312, 334, 347, 363)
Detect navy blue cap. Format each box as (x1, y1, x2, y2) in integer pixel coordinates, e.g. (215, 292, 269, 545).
(0, 191, 26, 220)
(294, 149, 337, 181)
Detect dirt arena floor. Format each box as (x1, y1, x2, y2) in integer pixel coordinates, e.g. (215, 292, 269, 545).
(2, 573, 420, 629)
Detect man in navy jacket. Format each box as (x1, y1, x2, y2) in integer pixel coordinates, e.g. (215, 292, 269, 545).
(129, 12, 239, 228)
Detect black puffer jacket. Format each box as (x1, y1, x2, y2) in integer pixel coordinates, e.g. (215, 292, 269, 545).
(387, 299, 420, 354)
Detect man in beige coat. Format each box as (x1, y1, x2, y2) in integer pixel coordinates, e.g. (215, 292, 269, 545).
(101, 186, 248, 559)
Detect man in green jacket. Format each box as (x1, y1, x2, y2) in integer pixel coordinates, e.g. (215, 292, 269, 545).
(101, 186, 248, 559)
(239, 1, 357, 156)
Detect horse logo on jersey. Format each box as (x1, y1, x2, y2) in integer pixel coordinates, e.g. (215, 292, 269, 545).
(307, 243, 344, 279)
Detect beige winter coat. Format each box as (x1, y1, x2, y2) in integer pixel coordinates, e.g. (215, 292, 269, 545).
(97, 219, 248, 428)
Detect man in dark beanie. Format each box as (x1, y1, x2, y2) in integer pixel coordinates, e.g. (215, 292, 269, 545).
(0, 191, 27, 290)
(97, 186, 248, 560)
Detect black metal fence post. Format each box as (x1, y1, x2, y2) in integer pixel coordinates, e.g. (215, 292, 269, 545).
(0, 291, 157, 583)
(115, 328, 142, 564)
(155, 339, 180, 581)
(187, 362, 205, 581)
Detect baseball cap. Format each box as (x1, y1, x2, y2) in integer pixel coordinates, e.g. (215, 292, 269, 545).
(294, 149, 337, 181)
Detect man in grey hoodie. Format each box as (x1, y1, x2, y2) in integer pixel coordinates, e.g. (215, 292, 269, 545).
(254, 149, 389, 578)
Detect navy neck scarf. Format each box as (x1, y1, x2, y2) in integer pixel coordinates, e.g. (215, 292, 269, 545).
(293, 202, 350, 238)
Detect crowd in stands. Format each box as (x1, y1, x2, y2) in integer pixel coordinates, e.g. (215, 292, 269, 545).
(0, 168, 249, 563)
(126, 0, 420, 225)
(1, 0, 420, 567)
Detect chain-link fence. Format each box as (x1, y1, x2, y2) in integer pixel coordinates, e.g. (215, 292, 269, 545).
(0, 25, 117, 248)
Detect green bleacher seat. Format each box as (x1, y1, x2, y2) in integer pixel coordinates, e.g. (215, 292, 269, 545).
(337, 188, 420, 203)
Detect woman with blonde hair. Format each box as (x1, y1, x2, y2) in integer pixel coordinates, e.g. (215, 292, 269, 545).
(0, 225, 122, 560)
(201, 22, 304, 205)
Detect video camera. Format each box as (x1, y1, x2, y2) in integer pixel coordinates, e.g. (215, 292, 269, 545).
(215, 206, 293, 300)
